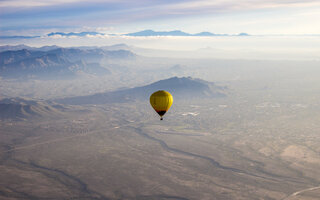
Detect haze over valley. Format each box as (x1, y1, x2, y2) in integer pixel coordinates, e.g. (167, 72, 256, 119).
(1, 40, 320, 200)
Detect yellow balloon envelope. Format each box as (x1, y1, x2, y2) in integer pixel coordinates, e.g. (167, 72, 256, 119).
(150, 90, 173, 120)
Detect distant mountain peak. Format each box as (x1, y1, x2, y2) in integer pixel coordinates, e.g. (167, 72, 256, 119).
(238, 32, 249, 36)
(125, 30, 191, 36)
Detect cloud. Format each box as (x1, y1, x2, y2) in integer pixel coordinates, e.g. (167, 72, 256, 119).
(2, 0, 319, 19)
(161, 0, 320, 15)
(0, 0, 121, 7)
(1, 0, 318, 8)
(1, 0, 320, 35)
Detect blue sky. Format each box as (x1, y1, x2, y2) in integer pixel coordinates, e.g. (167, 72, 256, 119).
(1, 0, 320, 35)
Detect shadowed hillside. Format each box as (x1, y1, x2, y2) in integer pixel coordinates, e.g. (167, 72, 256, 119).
(0, 98, 66, 120)
(0, 48, 135, 79)
(56, 76, 227, 105)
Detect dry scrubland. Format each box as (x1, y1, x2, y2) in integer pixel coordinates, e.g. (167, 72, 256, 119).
(1, 83, 320, 200)
(1, 51, 320, 199)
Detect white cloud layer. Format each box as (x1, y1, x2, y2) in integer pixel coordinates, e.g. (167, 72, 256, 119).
(1, 0, 319, 8)
(1, 0, 320, 35)
(0, 0, 131, 7)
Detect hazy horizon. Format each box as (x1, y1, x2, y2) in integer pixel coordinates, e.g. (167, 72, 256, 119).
(1, 35, 320, 61)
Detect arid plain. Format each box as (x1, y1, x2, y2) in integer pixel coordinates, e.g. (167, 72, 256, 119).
(1, 80, 320, 199)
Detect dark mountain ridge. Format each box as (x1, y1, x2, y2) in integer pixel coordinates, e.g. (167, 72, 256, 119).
(0, 47, 135, 79)
(47, 32, 103, 37)
(56, 77, 226, 105)
(0, 98, 66, 121)
(0, 49, 46, 65)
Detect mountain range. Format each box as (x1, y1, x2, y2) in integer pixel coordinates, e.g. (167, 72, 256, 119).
(0, 44, 132, 53)
(0, 98, 66, 121)
(125, 30, 249, 37)
(47, 32, 103, 37)
(56, 76, 227, 105)
(0, 47, 135, 79)
(1, 30, 249, 39)
(0, 45, 61, 52)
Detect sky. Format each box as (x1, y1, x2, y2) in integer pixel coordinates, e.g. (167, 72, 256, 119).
(1, 0, 320, 36)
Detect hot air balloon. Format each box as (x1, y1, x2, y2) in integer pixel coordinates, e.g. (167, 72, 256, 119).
(150, 90, 173, 120)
